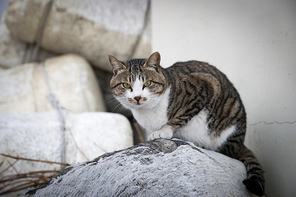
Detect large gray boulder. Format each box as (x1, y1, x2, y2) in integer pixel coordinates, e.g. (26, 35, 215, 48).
(0, 54, 105, 113)
(23, 139, 255, 197)
(0, 111, 133, 171)
(5, 0, 151, 72)
(0, 111, 133, 196)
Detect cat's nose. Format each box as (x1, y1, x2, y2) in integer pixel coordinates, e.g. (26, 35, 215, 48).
(134, 96, 141, 101)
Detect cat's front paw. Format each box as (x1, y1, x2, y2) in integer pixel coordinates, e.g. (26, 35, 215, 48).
(148, 125, 173, 141)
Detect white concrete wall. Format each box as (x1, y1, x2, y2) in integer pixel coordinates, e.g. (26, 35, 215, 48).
(152, 0, 296, 196)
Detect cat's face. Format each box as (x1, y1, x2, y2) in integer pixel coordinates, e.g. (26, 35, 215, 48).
(109, 52, 167, 109)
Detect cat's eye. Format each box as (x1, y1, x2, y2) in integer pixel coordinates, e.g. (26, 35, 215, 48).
(144, 80, 151, 87)
(123, 83, 131, 89)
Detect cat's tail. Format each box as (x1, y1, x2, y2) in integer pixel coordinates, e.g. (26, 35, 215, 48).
(239, 145, 265, 196)
(219, 139, 265, 196)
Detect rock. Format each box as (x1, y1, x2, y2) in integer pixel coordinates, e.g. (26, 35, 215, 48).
(0, 111, 133, 196)
(0, 54, 106, 113)
(5, 0, 151, 72)
(22, 139, 254, 197)
(0, 111, 133, 165)
(0, 11, 57, 68)
(0, 11, 26, 68)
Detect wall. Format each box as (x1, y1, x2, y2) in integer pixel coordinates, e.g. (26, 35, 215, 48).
(152, 0, 296, 196)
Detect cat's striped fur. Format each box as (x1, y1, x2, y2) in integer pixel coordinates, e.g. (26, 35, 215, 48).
(109, 52, 265, 196)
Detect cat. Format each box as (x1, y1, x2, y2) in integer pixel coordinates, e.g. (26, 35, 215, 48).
(109, 52, 265, 196)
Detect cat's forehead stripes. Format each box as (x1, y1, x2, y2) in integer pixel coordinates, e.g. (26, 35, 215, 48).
(127, 74, 146, 84)
(125, 58, 147, 82)
(127, 59, 146, 72)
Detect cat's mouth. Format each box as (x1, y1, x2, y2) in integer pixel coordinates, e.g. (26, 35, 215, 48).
(128, 97, 147, 105)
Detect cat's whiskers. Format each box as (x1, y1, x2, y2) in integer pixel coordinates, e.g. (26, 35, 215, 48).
(115, 105, 126, 114)
(107, 97, 119, 105)
(107, 97, 124, 111)
(112, 103, 124, 113)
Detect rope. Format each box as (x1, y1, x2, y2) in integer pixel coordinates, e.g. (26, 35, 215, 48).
(29, 0, 67, 169)
(41, 62, 66, 168)
(31, 0, 54, 61)
(27, 0, 150, 168)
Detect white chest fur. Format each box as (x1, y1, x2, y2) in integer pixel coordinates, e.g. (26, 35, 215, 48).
(131, 87, 170, 132)
(174, 109, 236, 151)
(132, 87, 236, 151)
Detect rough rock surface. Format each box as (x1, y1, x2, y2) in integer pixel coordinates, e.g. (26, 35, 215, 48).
(5, 0, 151, 72)
(0, 111, 133, 174)
(22, 139, 254, 197)
(0, 54, 105, 113)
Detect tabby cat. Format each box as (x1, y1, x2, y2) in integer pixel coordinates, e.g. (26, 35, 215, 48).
(109, 52, 265, 196)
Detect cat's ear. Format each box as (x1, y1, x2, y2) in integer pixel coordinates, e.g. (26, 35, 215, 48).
(109, 55, 127, 75)
(144, 52, 161, 69)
